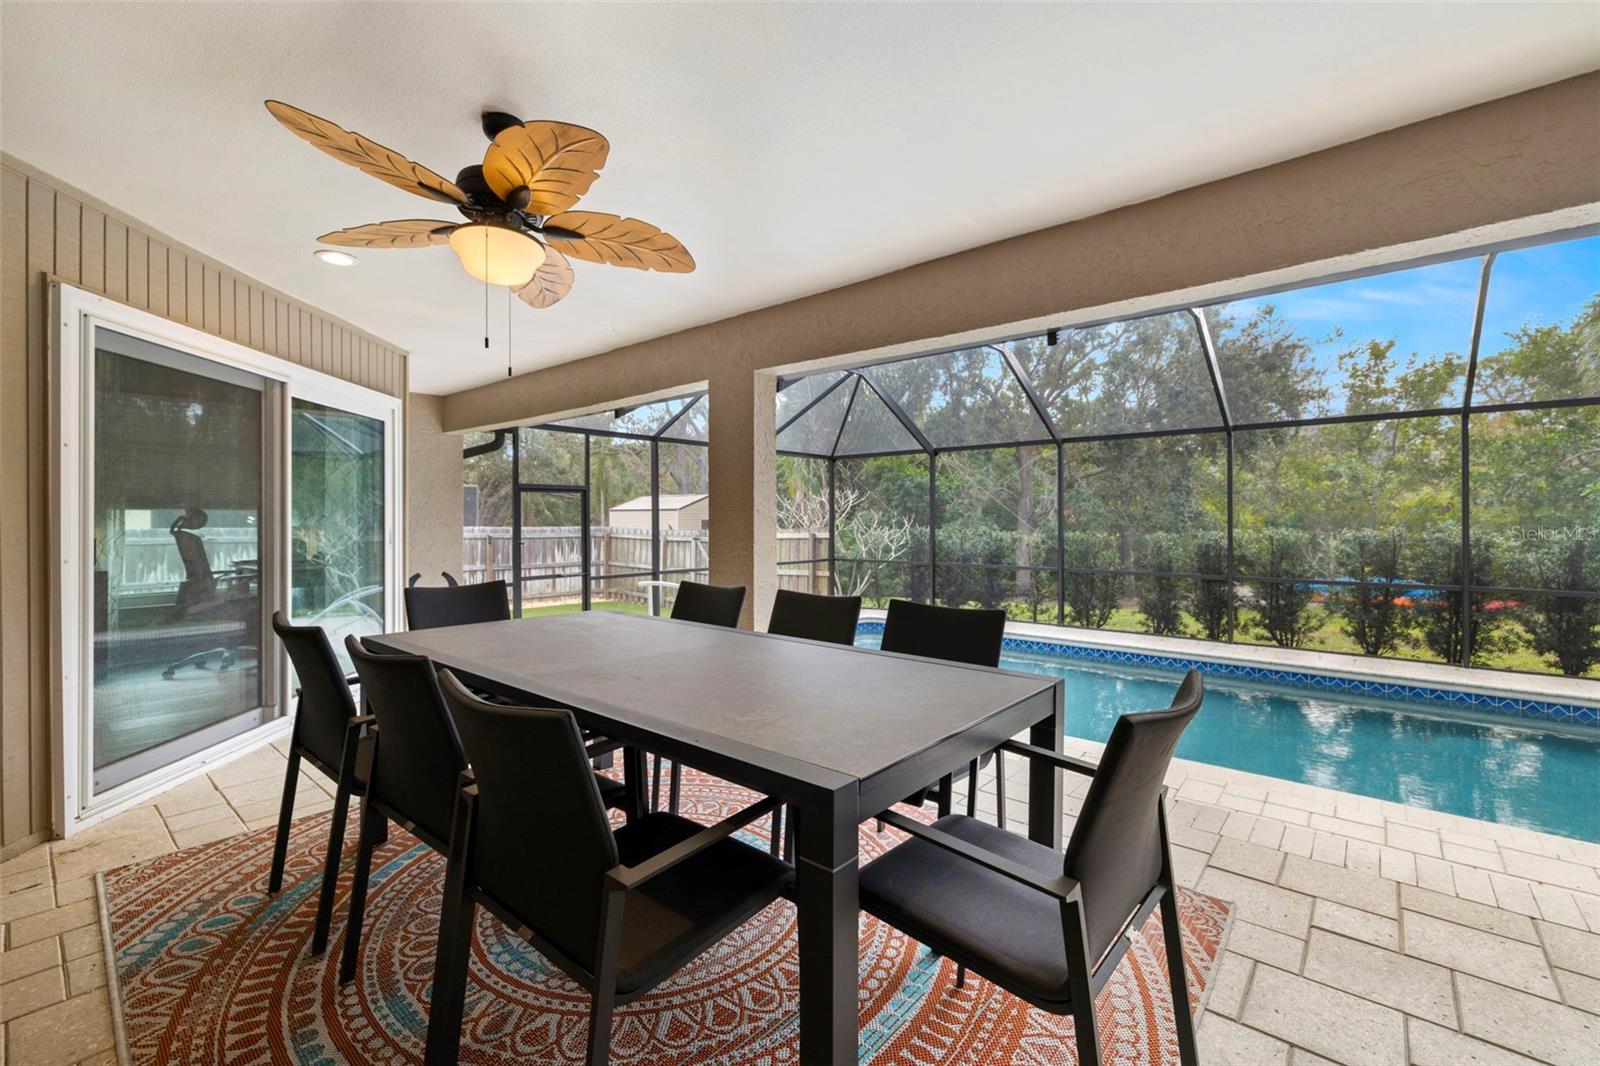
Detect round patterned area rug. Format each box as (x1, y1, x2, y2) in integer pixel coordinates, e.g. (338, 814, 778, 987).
(102, 771, 1230, 1064)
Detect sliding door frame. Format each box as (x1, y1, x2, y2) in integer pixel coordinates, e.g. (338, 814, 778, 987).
(50, 282, 404, 836)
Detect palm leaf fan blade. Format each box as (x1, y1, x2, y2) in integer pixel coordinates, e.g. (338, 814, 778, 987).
(317, 220, 458, 248)
(541, 211, 694, 273)
(265, 100, 468, 205)
(482, 122, 609, 215)
(515, 244, 576, 308)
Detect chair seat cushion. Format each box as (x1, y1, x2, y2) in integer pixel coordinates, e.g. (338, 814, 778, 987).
(611, 813, 793, 995)
(859, 814, 1076, 1007)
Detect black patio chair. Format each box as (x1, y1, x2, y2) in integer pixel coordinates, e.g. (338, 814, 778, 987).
(266, 612, 383, 955)
(332, 635, 468, 982)
(766, 588, 862, 646)
(860, 670, 1204, 1066)
(336, 635, 633, 984)
(404, 571, 511, 629)
(406, 572, 625, 778)
(880, 599, 1008, 824)
(403, 571, 520, 708)
(651, 580, 749, 813)
(669, 579, 746, 628)
(764, 589, 863, 855)
(425, 671, 793, 1066)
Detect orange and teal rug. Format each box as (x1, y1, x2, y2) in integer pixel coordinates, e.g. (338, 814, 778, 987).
(101, 772, 1230, 1064)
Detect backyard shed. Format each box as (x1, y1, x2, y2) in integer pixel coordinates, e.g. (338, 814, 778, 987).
(607, 493, 709, 531)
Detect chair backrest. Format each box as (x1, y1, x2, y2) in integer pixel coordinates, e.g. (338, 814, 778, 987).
(170, 509, 216, 608)
(880, 599, 1006, 667)
(344, 636, 468, 844)
(1063, 670, 1203, 961)
(437, 670, 620, 973)
(271, 611, 357, 770)
(767, 589, 862, 646)
(669, 581, 746, 628)
(404, 574, 511, 630)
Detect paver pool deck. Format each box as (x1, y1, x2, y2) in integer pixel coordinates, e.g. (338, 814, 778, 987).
(3, 732, 1598, 1065)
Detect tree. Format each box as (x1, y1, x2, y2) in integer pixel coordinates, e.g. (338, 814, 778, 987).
(935, 523, 1014, 609)
(1246, 531, 1316, 648)
(1473, 295, 1600, 406)
(1138, 533, 1188, 636)
(1062, 532, 1118, 628)
(461, 432, 515, 527)
(1191, 534, 1231, 640)
(1016, 315, 1241, 588)
(836, 511, 915, 599)
(1329, 529, 1412, 657)
(1526, 541, 1600, 677)
(1414, 531, 1508, 666)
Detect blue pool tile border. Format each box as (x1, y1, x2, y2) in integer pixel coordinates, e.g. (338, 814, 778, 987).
(854, 621, 1598, 728)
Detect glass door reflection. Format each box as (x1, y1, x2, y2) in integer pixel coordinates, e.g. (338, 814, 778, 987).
(290, 399, 387, 669)
(91, 328, 270, 791)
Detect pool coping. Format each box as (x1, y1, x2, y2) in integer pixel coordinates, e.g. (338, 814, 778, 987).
(855, 612, 1599, 728)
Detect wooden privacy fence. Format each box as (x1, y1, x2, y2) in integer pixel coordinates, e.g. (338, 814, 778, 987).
(463, 527, 832, 603)
(775, 531, 831, 595)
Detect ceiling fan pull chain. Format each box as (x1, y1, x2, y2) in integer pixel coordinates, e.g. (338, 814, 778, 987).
(483, 228, 491, 352)
(507, 284, 513, 378)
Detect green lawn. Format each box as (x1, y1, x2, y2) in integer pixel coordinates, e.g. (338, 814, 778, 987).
(519, 599, 651, 619)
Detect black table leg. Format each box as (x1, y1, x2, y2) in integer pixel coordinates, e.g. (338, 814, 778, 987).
(794, 782, 860, 1066)
(623, 746, 648, 823)
(1027, 681, 1065, 848)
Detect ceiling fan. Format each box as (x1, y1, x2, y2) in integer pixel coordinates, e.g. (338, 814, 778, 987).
(265, 101, 694, 309)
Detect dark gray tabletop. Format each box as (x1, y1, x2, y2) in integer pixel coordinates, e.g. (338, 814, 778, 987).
(366, 612, 1055, 788)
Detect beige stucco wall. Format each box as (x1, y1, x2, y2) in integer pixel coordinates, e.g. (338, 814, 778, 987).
(406, 393, 464, 585)
(438, 72, 1600, 631)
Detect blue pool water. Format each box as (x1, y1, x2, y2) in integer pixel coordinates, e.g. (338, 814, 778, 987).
(856, 635, 1600, 842)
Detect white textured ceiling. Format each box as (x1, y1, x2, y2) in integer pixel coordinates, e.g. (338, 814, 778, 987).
(3, 2, 1597, 393)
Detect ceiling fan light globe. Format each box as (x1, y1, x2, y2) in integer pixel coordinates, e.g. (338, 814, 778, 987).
(447, 223, 546, 286)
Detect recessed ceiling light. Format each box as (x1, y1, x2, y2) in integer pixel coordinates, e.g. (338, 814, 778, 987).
(313, 249, 358, 267)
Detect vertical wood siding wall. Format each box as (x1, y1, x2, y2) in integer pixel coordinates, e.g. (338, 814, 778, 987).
(0, 159, 409, 854)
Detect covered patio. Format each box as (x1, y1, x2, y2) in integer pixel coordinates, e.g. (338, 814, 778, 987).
(2, 5, 1597, 1065)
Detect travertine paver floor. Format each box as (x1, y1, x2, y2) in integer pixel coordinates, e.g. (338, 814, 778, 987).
(3, 733, 1599, 1065)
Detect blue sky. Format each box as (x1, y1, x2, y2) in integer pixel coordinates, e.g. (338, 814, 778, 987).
(1479, 235, 1600, 356)
(1216, 234, 1597, 407)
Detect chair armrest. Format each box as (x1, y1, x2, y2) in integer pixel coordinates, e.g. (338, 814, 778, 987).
(606, 796, 782, 892)
(584, 737, 624, 760)
(999, 739, 1098, 777)
(876, 810, 1081, 902)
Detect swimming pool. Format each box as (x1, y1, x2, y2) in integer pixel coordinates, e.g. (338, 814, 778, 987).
(855, 633, 1600, 842)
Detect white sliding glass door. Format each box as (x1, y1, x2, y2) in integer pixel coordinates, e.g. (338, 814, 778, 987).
(54, 284, 401, 832)
(90, 328, 277, 791)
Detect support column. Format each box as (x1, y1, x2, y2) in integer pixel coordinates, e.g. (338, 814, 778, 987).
(707, 370, 777, 628)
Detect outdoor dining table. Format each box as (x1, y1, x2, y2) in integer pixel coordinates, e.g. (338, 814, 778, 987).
(367, 610, 1064, 1065)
